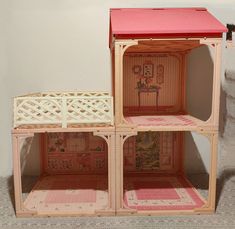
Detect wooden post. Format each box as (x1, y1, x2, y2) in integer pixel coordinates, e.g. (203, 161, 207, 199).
(115, 131, 137, 213)
(12, 134, 23, 213)
(94, 130, 116, 213)
(12, 132, 36, 216)
(208, 132, 218, 211)
(114, 40, 138, 125)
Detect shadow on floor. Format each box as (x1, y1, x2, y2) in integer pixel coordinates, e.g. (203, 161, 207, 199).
(7, 175, 39, 214)
(7, 176, 15, 213)
(216, 168, 235, 209)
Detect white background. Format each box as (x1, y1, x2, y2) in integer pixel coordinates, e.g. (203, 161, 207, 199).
(0, 0, 235, 177)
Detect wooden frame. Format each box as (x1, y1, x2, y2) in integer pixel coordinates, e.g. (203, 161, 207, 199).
(12, 127, 115, 217)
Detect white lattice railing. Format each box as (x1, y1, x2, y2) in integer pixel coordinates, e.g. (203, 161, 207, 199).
(14, 91, 114, 128)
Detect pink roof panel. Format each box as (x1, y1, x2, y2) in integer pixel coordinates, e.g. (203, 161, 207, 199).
(110, 8, 227, 38)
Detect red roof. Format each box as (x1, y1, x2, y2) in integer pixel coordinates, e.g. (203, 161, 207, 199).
(110, 8, 227, 41)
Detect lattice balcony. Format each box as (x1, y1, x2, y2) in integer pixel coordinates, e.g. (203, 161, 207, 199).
(13, 91, 114, 128)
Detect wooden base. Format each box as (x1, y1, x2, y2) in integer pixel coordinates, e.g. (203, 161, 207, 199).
(116, 209, 214, 216)
(16, 210, 116, 218)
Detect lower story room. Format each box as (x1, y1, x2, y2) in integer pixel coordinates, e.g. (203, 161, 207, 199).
(19, 132, 111, 216)
(121, 131, 211, 213)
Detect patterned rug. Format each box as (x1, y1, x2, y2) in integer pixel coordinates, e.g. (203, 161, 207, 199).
(1, 172, 235, 229)
(124, 175, 205, 210)
(24, 175, 108, 214)
(125, 115, 197, 126)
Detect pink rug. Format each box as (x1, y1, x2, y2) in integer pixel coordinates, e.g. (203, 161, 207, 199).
(44, 179, 97, 204)
(24, 175, 108, 213)
(124, 175, 205, 210)
(125, 115, 196, 126)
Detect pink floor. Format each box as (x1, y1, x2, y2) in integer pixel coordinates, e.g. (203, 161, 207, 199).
(124, 175, 205, 210)
(24, 175, 108, 213)
(24, 174, 205, 212)
(125, 115, 199, 127)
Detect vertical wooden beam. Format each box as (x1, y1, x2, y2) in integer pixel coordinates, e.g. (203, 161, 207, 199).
(12, 134, 23, 213)
(94, 131, 116, 212)
(114, 43, 123, 125)
(181, 52, 187, 112)
(207, 132, 218, 211)
(178, 132, 185, 175)
(211, 42, 222, 126)
(12, 132, 34, 214)
(108, 133, 116, 211)
(40, 133, 46, 176)
(114, 40, 138, 125)
(115, 131, 137, 212)
(200, 39, 222, 127)
(115, 133, 123, 210)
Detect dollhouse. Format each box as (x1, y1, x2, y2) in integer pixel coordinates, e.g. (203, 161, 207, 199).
(110, 8, 227, 215)
(12, 8, 227, 217)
